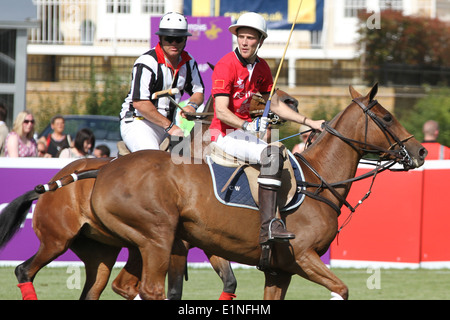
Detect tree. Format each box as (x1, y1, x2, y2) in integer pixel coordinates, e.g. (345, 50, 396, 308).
(85, 66, 128, 116)
(357, 10, 450, 85)
(401, 87, 450, 147)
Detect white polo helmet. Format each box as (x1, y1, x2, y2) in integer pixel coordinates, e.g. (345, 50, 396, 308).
(229, 12, 268, 39)
(155, 12, 192, 37)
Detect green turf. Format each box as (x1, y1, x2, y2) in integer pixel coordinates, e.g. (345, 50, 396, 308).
(1, 265, 450, 300)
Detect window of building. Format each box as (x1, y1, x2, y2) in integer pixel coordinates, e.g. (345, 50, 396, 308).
(0, 29, 16, 84)
(379, 0, 403, 11)
(344, 0, 367, 18)
(106, 0, 131, 14)
(141, 0, 165, 14)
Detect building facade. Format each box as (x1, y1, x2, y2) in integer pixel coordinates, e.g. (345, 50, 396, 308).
(0, 0, 39, 126)
(24, 0, 450, 123)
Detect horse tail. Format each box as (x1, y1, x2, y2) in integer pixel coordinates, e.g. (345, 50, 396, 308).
(0, 190, 40, 249)
(34, 169, 99, 193)
(0, 169, 99, 249)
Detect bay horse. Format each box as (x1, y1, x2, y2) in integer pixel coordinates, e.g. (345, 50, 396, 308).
(0, 89, 297, 299)
(0, 130, 237, 300)
(90, 84, 427, 299)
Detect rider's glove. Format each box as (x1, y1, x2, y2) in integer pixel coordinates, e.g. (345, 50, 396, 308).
(242, 117, 270, 137)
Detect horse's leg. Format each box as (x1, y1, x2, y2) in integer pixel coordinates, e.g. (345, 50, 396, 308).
(137, 221, 177, 300)
(138, 242, 173, 300)
(263, 271, 292, 300)
(206, 253, 237, 300)
(69, 236, 121, 300)
(15, 239, 71, 300)
(295, 249, 348, 300)
(166, 239, 189, 300)
(111, 246, 142, 300)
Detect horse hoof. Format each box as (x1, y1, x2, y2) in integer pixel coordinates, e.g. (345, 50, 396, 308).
(330, 292, 344, 300)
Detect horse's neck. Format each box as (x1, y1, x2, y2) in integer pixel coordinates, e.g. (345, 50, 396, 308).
(302, 122, 362, 191)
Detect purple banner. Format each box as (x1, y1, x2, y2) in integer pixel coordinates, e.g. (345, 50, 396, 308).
(150, 16, 233, 100)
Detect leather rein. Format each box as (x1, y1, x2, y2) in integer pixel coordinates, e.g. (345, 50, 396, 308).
(294, 98, 415, 227)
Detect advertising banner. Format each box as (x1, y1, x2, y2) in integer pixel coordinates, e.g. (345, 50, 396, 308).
(183, 0, 324, 31)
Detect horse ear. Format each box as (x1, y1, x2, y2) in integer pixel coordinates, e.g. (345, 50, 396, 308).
(349, 85, 362, 99)
(368, 83, 378, 101)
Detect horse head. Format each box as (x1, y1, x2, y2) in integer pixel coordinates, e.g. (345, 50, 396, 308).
(326, 84, 427, 170)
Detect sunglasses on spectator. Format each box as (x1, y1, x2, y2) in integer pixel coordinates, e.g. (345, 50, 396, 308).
(163, 36, 185, 44)
(23, 120, 35, 124)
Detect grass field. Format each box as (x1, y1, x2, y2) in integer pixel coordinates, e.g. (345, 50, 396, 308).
(1, 265, 450, 300)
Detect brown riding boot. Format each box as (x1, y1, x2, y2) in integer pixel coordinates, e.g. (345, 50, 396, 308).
(257, 145, 295, 244)
(258, 185, 295, 244)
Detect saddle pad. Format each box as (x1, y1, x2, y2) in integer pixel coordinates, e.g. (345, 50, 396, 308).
(206, 151, 305, 211)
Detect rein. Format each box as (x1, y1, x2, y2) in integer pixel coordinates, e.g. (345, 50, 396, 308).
(296, 152, 396, 215)
(294, 98, 414, 232)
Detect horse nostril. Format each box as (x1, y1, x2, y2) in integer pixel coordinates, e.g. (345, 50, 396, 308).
(419, 147, 428, 160)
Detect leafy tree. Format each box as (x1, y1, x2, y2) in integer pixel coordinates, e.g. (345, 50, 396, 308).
(400, 87, 450, 147)
(357, 9, 450, 84)
(85, 66, 128, 116)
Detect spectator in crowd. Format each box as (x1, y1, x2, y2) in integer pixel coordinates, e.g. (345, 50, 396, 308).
(37, 140, 52, 158)
(4, 110, 37, 157)
(421, 120, 450, 160)
(93, 144, 111, 158)
(39, 115, 71, 157)
(0, 102, 8, 156)
(59, 128, 95, 158)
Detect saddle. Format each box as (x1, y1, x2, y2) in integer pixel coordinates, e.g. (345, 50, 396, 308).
(118, 140, 303, 211)
(208, 142, 299, 209)
(117, 138, 170, 156)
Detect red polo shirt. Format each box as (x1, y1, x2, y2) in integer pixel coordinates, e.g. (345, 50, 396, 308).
(209, 48, 273, 141)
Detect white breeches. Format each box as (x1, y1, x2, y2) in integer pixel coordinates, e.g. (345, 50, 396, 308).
(120, 118, 166, 152)
(215, 129, 267, 164)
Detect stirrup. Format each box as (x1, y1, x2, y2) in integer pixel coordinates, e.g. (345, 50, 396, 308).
(268, 218, 293, 242)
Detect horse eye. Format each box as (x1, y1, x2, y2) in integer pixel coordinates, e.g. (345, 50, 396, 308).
(383, 114, 393, 123)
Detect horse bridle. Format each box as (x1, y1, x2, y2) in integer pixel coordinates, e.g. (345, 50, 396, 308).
(320, 98, 415, 168)
(350, 98, 414, 168)
(295, 98, 415, 219)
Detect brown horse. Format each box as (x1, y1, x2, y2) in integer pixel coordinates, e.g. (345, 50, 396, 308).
(0, 137, 238, 300)
(90, 84, 427, 299)
(0, 89, 297, 299)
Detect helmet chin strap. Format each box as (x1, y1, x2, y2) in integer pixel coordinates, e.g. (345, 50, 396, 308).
(253, 40, 262, 57)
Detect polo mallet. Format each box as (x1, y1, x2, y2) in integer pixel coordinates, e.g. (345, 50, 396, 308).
(262, 0, 304, 121)
(152, 87, 187, 114)
(151, 88, 180, 101)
